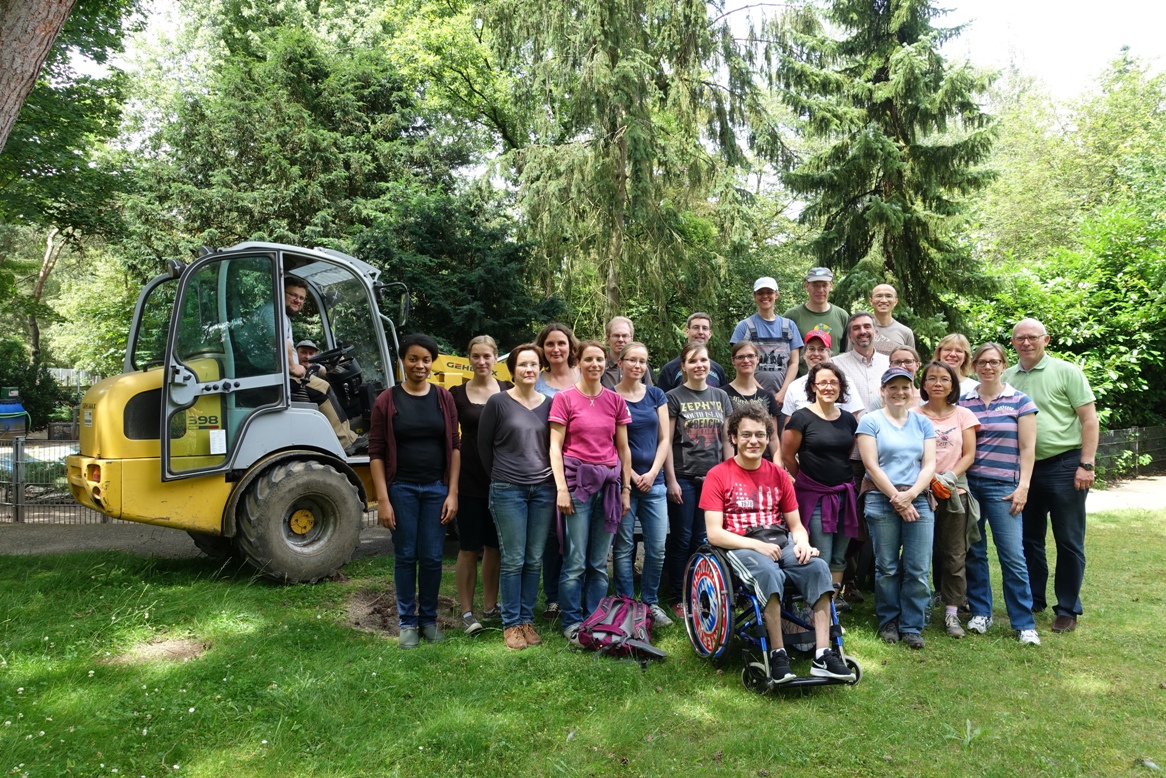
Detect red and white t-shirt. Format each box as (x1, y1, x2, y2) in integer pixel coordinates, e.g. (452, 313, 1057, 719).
(699, 458, 798, 536)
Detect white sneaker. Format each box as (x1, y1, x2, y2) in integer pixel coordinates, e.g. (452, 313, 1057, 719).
(648, 603, 674, 627)
(1017, 629, 1041, 646)
(966, 615, 993, 634)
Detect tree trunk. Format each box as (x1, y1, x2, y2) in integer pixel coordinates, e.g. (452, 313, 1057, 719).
(0, 0, 77, 153)
(28, 226, 63, 359)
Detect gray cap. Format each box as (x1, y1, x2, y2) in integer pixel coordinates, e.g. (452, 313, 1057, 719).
(805, 267, 834, 282)
(295, 339, 319, 351)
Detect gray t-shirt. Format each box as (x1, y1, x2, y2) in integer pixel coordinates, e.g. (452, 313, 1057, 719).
(478, 392, 553, 485)
(871, 318, 916, 357)
(666, 384, 734, 478)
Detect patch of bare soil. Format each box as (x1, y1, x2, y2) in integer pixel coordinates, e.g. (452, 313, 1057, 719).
(346, 586, 460, 637)
(106, 638, 208, 665)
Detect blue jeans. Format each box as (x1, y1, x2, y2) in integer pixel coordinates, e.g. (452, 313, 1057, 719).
(542, 523, 562, 605)
(612, 481, 668, 604)
(665, 477, 707, 603)
(807, 502, 850, 573)
(389, 480, 448, 629)
(1023, 450, 1087, 618)
(865, 491, 934, 635)
(559, 491, 617, 629)
(489, 481, 556, 629)
(966, 475, 1035, 630)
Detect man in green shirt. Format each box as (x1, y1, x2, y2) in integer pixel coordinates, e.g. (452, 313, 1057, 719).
(1003, 318, 1098, 634)
(784, 267, 849, 375)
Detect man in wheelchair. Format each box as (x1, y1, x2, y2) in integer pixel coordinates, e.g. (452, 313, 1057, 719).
(698, 404, 855, 683)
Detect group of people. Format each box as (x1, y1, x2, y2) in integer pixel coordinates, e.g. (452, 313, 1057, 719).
(365, 267, 1098, 686)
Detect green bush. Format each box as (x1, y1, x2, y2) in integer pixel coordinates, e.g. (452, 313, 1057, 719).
(0, 338, 70, 431)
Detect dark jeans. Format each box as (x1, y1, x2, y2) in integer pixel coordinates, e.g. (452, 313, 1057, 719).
(665, 477, 707, 603)
(1023, 449, 1087, 618)
(388, 480, 448, 629)
(542, 522, 562, 605)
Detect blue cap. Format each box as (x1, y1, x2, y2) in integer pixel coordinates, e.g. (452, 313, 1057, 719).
(880, 367, 915, 386)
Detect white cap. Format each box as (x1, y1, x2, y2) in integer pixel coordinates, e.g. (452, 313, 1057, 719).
(753, 276, 779, 293)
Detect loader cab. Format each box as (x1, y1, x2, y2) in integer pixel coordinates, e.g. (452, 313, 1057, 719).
(128, 243, 398, 481)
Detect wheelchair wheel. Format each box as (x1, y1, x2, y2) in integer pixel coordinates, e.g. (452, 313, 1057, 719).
(741, 663, 771, 695)
(844, 655, 862, 686)
(684, 545, 735, 661)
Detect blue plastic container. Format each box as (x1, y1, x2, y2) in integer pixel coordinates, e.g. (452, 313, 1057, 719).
(0, 400, 28, 436)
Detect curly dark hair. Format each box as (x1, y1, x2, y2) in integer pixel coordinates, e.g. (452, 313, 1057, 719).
(804, 361, 851, 404)
(727, 403, 774, 439)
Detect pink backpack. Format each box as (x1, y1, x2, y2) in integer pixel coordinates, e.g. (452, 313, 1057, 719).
(578, 595, 666, 660)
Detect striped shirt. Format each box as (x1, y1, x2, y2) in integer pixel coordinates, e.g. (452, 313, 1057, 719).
(958, 384, 1038, 482)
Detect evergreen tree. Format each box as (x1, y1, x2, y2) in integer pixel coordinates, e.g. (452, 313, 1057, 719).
(773, 0, 995, 321)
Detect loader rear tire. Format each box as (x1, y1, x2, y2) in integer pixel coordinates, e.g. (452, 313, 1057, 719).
(235, 460, 362, 584)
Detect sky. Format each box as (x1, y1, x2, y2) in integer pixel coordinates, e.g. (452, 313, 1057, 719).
(937, 0, 1166, 100)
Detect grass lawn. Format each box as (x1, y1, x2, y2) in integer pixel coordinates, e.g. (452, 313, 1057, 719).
(2, 509, 1164, 777)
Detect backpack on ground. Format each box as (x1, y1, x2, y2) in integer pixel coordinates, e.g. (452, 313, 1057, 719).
(578, 595, 666, 661)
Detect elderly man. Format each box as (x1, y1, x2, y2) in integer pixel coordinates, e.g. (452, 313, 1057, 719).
(1003, 318, 1098, 634)
(657, 312, 729, 392)
(868, 284, 916, 357)
(784, 267, 850, 373)
(601, 316, 655, 388)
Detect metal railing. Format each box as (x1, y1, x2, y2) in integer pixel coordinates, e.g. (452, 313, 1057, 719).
(1096, 425, 1166, 479)
(0, 437, 114, 524)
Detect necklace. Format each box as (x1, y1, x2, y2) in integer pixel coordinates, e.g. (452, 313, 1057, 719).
(577, 383, 604, 406)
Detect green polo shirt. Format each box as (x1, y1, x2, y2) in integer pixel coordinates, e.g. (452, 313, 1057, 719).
(1003, 354, 1095, 461)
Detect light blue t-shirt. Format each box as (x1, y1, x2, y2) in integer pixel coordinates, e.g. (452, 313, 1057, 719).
(856, 409, 935, 486)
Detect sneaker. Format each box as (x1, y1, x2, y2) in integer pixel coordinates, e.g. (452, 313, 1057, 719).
(481, 605, 501, 620)
(461, 612, 483, 636)
(563, 624, 582, 648)
(811, 648, 856, 680)
(520, 622, 542, 646)
(966, 615, 993, 634)
(944, 613, 965, 638)
(398, 627, 420, 649)
(901, 632, 924, 650)
(671, 602, 685, 621)
(841, 583, 864, 603)
(766, 649, 796, 684)
(832, 583, 852, 614)
(504, 626, 528, 650)
(1017, 629, 1041, 646)
(1051, 615, 1078, 633)
(878, 619, 900, 644)
(542, 601, 561, 622)
(648, 603, 674, 627)
(420, 623, 444, 643)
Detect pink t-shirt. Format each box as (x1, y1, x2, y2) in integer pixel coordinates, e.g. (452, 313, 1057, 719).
(912, 405, 980, 477)
(699, 458, 799, 537)
(549, 386, 632, 466)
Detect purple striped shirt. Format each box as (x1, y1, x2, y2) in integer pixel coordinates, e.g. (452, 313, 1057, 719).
(958, 384, 1038, 482)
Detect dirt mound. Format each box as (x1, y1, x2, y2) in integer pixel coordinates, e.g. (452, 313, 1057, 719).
(346, 587, 461, 637)
(106, 637, 207, 665)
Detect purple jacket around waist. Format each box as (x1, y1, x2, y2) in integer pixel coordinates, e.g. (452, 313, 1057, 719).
(794, 469, 859, 539)
(555, 455, 623, 550)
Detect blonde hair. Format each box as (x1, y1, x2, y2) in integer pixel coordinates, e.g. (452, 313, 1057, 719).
(933, 333, 972, 377)
(467, 334, 499, 356)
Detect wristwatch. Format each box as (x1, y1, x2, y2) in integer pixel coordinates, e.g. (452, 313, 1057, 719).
(1079, 462, 1095, 471)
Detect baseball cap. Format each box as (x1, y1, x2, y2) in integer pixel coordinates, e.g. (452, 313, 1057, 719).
(805, 267, 834, 282)
(880, 367, 915, 386)
(753, 276, 779, 293)
(295, 339, 319, 351)
(804, 330, 832, 349)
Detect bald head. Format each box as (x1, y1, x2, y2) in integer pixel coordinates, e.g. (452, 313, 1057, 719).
(1011, 317, 1050, 369)
(1012, 318, 1047, 337)
(870, 284, 899, 324)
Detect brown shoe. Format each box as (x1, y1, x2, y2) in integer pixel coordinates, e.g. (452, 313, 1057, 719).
(520, 622, 542, 646)
(1051, 615, 1078, 633)
(504, 626, 528, 650)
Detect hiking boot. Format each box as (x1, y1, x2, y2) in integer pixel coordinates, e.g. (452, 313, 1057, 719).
(563, 624, 582, 648)
(648, 603, 674, 627)
(901, 632, 924, 650)
(461, 612, 483, 636)
(944, 613, 965, 638)
(1051, 615, 1077, 633)
(832, 582, 851, 613)
(398, 627, 420, 650)
(841, 583, 864, 603)
(504, 626, 528, 650)
(966, 615, 993, 634)
(1017, 629, 1041, 646)
(542, 601, 561, 622)
(766, 649, 796, 683)
(878, 619, 900, 644)
(520, 622, 542, 646)
(420, 623, 444, 643)
(811, 648, 856, 680)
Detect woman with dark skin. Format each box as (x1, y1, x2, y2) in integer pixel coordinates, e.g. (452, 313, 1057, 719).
(369, 333, 461, 649)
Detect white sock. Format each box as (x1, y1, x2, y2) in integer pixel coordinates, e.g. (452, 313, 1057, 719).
(463, 611, 474, 619)
(815, 647, 829, 659)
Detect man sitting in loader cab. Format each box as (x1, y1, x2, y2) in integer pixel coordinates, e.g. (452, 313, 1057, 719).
(284, 277, 359, 453)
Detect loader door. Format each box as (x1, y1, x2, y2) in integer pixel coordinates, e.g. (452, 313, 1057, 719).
(161, 252, 287, 480)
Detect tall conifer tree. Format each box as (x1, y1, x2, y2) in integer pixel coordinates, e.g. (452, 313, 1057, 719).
(774, 0, 995, 319)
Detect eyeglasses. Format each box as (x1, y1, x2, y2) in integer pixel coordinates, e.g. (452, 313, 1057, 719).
(621, 358, 648, 366)
(736, 431, 768, 440)
(890, 359, 918, 367)
(1013, 335, 1045, 343)
(285, 292, 306, 302)
(733, 354, 758, 361)
(974, 359, 1004, 368)
(814, 380, 840, 389)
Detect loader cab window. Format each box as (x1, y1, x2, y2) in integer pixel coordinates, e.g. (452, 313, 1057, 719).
(129, 278, 178, 371)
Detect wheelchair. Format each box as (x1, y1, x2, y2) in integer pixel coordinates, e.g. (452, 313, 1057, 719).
(682, 543, 862, 693)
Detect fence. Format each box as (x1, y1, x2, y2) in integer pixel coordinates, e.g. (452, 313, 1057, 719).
(1096, 425, 1166, 479)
